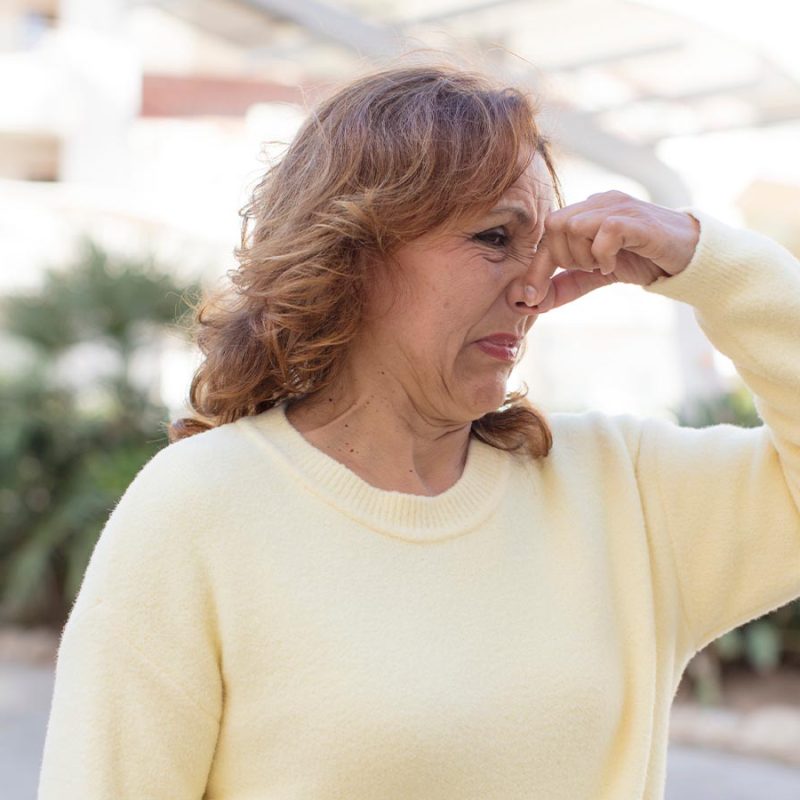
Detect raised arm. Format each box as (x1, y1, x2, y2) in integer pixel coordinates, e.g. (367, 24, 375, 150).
(636, 207, 800, 654)
(530, 196, 800, 657)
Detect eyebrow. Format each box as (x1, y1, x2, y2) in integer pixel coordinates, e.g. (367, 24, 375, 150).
(486, 205, 534, 225)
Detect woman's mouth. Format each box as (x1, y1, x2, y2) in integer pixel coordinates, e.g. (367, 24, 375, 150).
(474, 335, 521, 363)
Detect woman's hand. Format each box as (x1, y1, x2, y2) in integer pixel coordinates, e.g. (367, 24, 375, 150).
(528, 190, 701, 313)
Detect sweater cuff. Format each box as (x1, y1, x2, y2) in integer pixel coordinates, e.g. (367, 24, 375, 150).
(642, 206, 785, 309)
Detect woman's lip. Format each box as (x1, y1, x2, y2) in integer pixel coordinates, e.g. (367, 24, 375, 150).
(474, 339, 519, 362)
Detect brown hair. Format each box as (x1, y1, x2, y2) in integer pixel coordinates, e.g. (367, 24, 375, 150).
(169, 62, 564, 458)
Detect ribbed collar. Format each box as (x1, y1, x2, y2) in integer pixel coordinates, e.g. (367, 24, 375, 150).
(237, 402, 511, 543)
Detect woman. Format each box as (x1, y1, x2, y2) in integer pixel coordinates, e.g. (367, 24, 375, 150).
(38, 64, 800, 800)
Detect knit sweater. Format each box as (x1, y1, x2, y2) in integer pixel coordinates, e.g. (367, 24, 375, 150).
(38, 208, 800, 800)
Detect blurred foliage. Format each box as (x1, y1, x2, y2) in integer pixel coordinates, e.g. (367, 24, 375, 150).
(0, 237, 199, 626)
(674, 387, 800, 705)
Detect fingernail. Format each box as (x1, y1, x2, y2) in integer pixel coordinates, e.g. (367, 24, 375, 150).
(524, 285, 539, 306)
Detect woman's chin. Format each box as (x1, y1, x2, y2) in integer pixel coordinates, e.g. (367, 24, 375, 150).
(466, 380, 510, 418)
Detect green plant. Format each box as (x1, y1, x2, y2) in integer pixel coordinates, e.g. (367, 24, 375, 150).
(0, 237, 199, 626)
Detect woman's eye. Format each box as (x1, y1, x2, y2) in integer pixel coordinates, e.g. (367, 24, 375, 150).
(474, 228, 509, 248)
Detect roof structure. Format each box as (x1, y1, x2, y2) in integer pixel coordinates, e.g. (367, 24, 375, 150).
(7, 0, 798, 413)
(141, 0, 800, 413)
(148, 0, 800, 206)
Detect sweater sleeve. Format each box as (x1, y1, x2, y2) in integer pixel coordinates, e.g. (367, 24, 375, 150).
(37, 441, 223, 799)
(637, 207, 800, 655)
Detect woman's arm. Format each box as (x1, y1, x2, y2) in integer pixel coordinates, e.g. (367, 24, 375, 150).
(636, 208, 800, 655)
(38, 443, 223, 799)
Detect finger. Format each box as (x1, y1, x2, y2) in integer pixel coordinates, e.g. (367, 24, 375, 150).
(592, 215, 652, 267)
(544, 211, 601, 273)
(565, 235, 598, 271)
(561, 209, 625, 274)
(534, 268, 612, 313)
(563, 212, 604, 271)
(546, 201, 643, 273)
(539, 224, 575, 272)
(525, 242, 560, 303)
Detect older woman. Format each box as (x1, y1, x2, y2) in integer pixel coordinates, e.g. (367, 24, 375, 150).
(39, 64, 800, 800)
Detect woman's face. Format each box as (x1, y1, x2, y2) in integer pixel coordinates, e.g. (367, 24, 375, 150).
(352, 151, 557, 425)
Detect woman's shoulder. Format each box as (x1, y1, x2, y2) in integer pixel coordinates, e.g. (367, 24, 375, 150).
(546, 409, 646, 457)
(158, 414, 258, 468)
(121, 408, 286, 513)
(547, 409, 647, 440)
(88, 412, 286, 577)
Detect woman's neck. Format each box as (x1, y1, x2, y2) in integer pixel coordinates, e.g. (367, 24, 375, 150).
(285, 385, 472, 497)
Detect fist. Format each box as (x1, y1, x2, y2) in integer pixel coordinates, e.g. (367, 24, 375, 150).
(529, 190, 700, 313)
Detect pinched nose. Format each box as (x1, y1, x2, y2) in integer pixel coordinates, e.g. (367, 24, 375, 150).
(523, 285, 542, 306)
(515, 280, 550, 312)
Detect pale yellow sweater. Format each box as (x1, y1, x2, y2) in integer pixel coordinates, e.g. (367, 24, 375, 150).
(38, 208, 800, 800)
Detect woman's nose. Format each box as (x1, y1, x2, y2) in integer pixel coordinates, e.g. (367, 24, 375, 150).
(511, 247, 547, 312)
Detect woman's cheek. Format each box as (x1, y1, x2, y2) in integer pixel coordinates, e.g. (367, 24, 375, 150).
(484, 258, 510, 283)
(454, 249, 510, 296)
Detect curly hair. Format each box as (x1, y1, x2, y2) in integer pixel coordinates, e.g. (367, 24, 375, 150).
(168, 63, 564, 458)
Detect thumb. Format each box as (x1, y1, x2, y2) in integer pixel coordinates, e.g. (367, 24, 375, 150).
(535, 268, 612, 313)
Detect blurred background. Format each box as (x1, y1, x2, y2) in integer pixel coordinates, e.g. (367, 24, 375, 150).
(1, 0, 799, 797)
